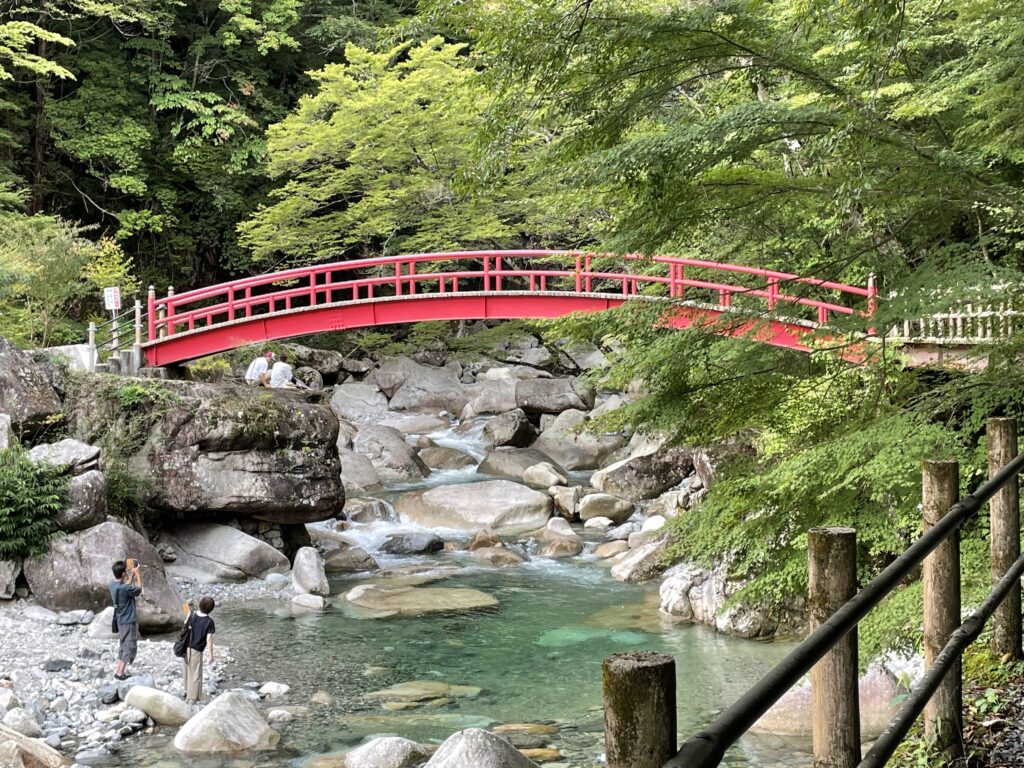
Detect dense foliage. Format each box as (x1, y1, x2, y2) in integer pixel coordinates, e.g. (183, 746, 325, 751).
(0, 447, 65, 560)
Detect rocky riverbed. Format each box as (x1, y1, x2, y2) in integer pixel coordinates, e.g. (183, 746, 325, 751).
(0, 330, 893, 767)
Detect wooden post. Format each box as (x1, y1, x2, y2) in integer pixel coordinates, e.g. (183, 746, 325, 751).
(922, 459, 962, 758)
(989, 417, 1021, 659)
(808, 527, 860, 768)
(603, 651, 675, 768)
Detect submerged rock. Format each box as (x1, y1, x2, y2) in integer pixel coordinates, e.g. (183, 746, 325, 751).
(345, 584, 498, 617)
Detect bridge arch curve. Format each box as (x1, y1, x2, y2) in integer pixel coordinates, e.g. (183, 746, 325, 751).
(143, 250, 874, 367)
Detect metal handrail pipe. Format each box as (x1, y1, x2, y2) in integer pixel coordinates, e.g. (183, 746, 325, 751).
(859, 546, 1024, 768)
(668, 448, 1024, 768)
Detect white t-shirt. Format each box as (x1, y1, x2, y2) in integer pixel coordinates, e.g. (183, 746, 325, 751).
(270, 361, 293, 388)
(245, 357, 268, 382)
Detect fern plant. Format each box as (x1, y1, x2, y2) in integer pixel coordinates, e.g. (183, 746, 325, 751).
(0, 447, 66, 560)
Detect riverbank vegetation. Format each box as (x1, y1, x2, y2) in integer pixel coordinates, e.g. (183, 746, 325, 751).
(3, 0, 1024, 664)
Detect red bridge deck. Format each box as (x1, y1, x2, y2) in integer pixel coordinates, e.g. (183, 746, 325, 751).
(143, 250, 875, 367)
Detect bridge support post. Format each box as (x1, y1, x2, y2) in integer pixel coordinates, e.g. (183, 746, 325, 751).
(808, 527, 860, 768)
(989, 417, 1022, 659)
(922, 459, 963, 759)
(602, 651, 675, 768)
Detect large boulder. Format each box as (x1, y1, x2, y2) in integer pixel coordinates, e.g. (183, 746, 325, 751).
(477, 447, 564, 482)
(22, 521, 183, 631)
(0, 722, 68, 768)
(0, 338, 62, 434)
(282, 344, 346, 380)
(610, 538, 671, 583)
(418, 446, 477, 470)
(578, 493, 634, 525)
(514, 378, 594, 415)
(28, 439, 100, 474)
(591, 438, 694, 501)
(292, 547, 330, 596)
(482, 409, 537, 448)
(531, 409, 626, 470)
(124, 686, 192, 726)
(346, 584, 498, 618)
(339, 736, 431, 768)
(331, 383, 390, 424)
(0, 561, 18, 600)
(173, 692, 280, 753)
(658, 561, 806, 638)
(353, 426, 430, 482)
(60, 470, 108, 531)
(461, 380, 518, 420)
(324, 547, 379, 573)
(65, 378, 344, 525)
(380, 532, 444, 555)
(396, 480, 552, 534)
(424, 728, 539, 768)
(339, 448, 381, 490)
(161, 524, 289, 582)
(367, 358, 469, 413)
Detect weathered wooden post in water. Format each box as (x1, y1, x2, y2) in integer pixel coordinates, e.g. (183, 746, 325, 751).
(808, 527, 860, 768)
(602, 651, 676, 768)
(988, 417, 1021, 659)
(922, 459, 962, 759)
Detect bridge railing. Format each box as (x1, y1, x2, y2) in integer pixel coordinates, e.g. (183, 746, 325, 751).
(145, 250, 874, 343)
(886, 301, 1021, 345)
(608, 418, 1024, 768)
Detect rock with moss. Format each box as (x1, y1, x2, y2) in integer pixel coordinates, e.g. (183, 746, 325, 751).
(64, 376, 344, 525)
(0, 338, 62, 434)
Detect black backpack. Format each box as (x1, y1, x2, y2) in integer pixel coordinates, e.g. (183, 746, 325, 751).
(173, 611, 196, 658)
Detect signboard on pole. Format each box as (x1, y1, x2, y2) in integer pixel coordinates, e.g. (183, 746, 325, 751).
(103, 286, 122, 311)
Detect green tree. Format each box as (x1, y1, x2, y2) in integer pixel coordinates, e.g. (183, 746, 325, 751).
(241, 37, 592, 266)
(0, 447, 65, 560)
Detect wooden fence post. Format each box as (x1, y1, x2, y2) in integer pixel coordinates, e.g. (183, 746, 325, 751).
(808, 527, 860, 768)
(988, 417, 1022, 659)
(603, 651, 676, 768)
(922, 459, 962, 758)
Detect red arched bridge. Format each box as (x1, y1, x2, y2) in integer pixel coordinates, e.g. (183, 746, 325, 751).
(143, 250, 878, 367)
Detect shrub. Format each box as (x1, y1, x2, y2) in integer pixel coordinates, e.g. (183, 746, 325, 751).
(188, 356, 232, 383)
(0, 447, 66, 559)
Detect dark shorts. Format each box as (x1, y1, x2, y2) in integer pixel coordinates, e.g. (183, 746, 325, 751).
(118, 622, 139, 664)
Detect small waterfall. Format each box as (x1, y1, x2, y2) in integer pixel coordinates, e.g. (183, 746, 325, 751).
(426, 419, 489, 461)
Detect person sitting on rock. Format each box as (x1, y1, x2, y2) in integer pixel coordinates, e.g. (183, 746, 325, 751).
(244, 350, 274, 386)
(269, 353, 308, 389)
(109, 559, 143, 680)
(182, 596, 216, 705)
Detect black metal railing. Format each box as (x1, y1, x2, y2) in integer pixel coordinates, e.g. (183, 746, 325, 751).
(669, 448, 1024, 768)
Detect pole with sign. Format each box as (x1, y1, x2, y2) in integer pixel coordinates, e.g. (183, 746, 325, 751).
(104, 287, 122, 352)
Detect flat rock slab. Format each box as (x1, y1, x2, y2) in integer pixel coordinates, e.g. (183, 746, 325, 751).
(365, 681, 482, 702)
(345, 584, 498, 618)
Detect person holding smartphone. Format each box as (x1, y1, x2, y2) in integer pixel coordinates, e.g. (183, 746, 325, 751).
(109, 559, 144, 680)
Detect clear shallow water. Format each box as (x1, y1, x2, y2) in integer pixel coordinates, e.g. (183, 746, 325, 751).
(112, 424, 813, 767)
(117, 557, 811, 768)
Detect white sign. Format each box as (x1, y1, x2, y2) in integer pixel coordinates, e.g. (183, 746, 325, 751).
(103, 286, 122, 311)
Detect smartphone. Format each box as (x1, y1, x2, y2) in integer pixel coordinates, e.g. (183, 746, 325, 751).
(125, 558, 137, 571)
